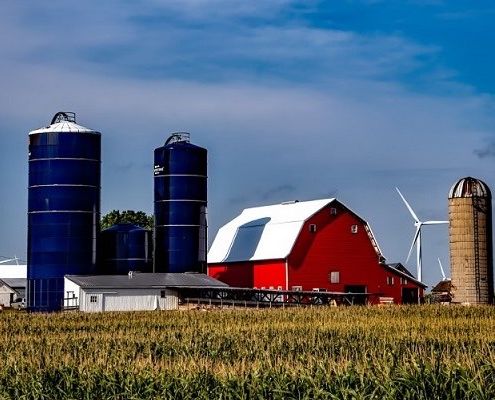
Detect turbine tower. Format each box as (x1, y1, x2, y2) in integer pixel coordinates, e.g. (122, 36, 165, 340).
(396, 188, 448, 283)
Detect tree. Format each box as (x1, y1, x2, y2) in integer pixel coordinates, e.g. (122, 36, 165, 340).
(101, 210, 154, 230)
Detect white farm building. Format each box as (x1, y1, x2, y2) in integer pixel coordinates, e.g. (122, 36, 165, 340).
(0, 278, 26, 308)
(64, 273, 228, 312)
(0, 263, 27, 279)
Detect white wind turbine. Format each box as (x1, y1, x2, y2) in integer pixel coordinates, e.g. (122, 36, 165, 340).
(0, 256, 19, 265)
(396, 188, 448, 283)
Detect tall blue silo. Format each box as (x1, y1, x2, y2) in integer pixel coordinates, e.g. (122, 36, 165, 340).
(99, 223, 152, 274)
(27, 112, 100, 311)
(154, 133, 207, 273)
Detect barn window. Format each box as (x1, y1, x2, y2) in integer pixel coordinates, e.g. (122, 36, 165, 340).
(90, 295, 98, 303)
(277, 286, 283, 290)
(292, 286, 302, 291)
(309, 224, 317, 233)
(387, 276, 394, 285)
(329, 271, 340, 284)
(351, 224, 358, 234)
(160, 290, 166, 298)
(400, 277, 408, 285)
(330, 207, 337, 215)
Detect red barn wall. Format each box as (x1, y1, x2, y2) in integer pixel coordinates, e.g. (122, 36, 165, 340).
(288, 204, 423, 303)
(253, 260, 286, 289)
(208, 260, 285, 289)
(208, 262, 254, 287)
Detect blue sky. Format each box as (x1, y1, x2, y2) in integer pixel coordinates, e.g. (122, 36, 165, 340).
(1, 1, 494, 288)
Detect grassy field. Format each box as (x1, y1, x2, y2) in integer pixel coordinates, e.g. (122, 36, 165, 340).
(1, 306, 495, 399)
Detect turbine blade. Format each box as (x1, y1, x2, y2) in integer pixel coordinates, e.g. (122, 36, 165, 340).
(406, 226, 421, 263)
(396, 187, 420, 223)
(438, 258, 446, 280)
(423, 220, 449, 225)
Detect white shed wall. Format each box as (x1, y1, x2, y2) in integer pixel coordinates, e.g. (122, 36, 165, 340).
(78, 288, 178, 312)
(63, 278, 81, 308)
(0, 284, 15, 307)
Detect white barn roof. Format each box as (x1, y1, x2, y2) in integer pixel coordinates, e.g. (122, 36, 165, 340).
(0, 264, 27, 279)
(208, 199, 336, 263)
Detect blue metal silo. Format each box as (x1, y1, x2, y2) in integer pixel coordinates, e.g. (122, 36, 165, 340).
(99, 223, 152, 274)
(27, 112, 101, 311)
(154, 133, 207, 273)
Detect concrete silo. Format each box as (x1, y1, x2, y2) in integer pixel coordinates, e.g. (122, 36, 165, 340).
(448, 177, 493, 304)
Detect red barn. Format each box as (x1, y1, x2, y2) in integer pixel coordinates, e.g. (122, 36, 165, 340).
(208, 198, 425, 304)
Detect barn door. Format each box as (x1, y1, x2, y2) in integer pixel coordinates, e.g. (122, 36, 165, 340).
(402, 288, 418, 304)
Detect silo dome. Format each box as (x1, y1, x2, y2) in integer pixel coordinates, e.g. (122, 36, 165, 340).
(449, 177, 491, 199)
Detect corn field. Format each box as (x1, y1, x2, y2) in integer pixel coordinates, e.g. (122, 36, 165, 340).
(1, 306, 495, 399)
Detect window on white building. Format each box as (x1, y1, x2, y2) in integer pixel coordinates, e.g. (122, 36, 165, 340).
(160, 290, 167, 298)
(90, 295, 98, 303)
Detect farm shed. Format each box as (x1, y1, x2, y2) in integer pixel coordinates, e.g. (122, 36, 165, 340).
(64, 273, 228, 312)
(431, 279, 452, 303)
(0, 278, 26, 307)
(208, 199, 426, 304)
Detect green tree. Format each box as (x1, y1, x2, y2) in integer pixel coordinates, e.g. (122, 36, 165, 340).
(101, 210, 154, 230)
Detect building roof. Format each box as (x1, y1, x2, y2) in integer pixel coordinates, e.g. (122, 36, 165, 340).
(65, 273, 229, 289)
(431, 279, 451, 293)
(208, 198, 386, 264)
(386, 263, 414, 278)
(208, 199, 337, 263)
(0, 278, 26, 289)
(0, 278, 26, 297)
(0, 265, 27, 279)
(29, 121, 97, 135)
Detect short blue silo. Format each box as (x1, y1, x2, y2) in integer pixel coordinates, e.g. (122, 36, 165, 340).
(154, 133, 207, 273)
(99, 223, 152, 274)
(27, 112, 101, 312)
